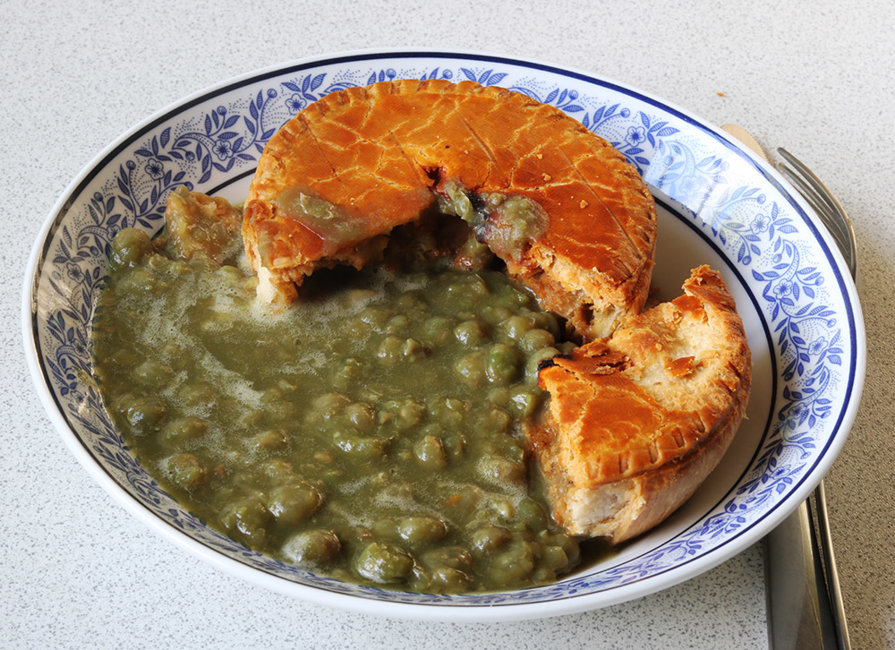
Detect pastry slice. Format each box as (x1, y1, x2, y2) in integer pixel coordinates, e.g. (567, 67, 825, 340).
(532, 265, 751, 543)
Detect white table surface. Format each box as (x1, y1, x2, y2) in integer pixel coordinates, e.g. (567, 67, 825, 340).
(4, 0, 893, 647)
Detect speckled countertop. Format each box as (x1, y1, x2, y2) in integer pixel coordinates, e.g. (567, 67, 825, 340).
(4, 1, 893, 648)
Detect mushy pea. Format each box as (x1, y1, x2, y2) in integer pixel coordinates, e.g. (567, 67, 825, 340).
(91, 193, 590, 594)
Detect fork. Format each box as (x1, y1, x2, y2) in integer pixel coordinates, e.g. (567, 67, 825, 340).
(765, 147, 857, 650)
(720, 126, 854, 649)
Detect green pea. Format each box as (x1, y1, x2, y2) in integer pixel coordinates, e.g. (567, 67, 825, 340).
(312, 393, 351, 419)
(470, 525, 512, 554)
(457, 272, 489, 296)
(114, 394, 167, 436)
(443, 433, 466, 459)
(281, 529, 341, 565)
(162, 453, 208, 491)
(525, 346, 560, 382)
(508, 286, 535, 307)
(520, 328, 556, 353)
(426, 398, 466, 427)
(420, 545, 473, 571)
(477, 455, 526, 486)
(344, 402, 376, 433)
(481, 305, 513, 325)
(446, 397, 467, 413)
(486, 343, 521, 384)
(507, 387, 543, 418)
(355, 542, 414, 584)
(220, 495, 272, 549)
(532, 311, 562, 338)
(542, 545, 571, 571)
(453, 319, 490, 346)
(516, 497, 549, 531)
(488, 540, 536, 584)
(396, 516, 449, 548)
(414, 434, 447, 470)
(334, 434, 389, 460)
(539, 531, 581, 566)
(396, 400, 426, 430)
(421, 316, 455, 345)
(500, 315, 536, 341)
(484, 407, 512, 434)
(474, 496, 515, 524)
(481, 432, 524, 462)
(386, 314, 411, 334)
(109, 228, 154, 270)
(425, 566, 471, 593)
(252, 428, 289, 452)
(358, 305, 393, 329)
(377, 335, 404, 364)
(454, 351, 485, 385)
(268, 482, 323, 525)
(402, 338, 426, 362)
(487, 387, 510, 407)
(94, 237, 596, 592)
(160, 416, 209, 445)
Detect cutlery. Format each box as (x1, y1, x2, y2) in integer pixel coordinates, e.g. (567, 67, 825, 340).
(721, 125, 855, 649)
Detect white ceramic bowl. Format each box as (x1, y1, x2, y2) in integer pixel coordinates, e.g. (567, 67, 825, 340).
(23, 50, 865, 621)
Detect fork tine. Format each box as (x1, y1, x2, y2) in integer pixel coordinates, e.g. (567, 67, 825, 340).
(776, 147, 858, 277)
(779, 163, 849, 247)
(778, 163, 835, 219)
(778, 148, 841, 217)
(777, 159, 845, 241)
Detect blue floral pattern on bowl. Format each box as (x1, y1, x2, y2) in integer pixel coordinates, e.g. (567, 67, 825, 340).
(25, 52, 862, 616)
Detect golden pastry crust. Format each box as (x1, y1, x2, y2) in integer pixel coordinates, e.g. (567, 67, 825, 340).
(243, 79, 656, 338)
(532, 266, 752, 543)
